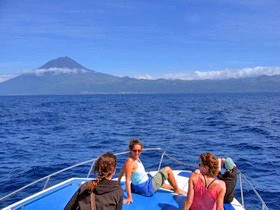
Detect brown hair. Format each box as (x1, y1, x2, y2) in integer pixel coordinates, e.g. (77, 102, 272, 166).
(200, 152, 219, 177)
(87, 152, 117, 191)
(129, 138, 143, 150)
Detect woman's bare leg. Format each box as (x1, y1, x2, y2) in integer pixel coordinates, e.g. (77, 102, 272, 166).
(163, 166, 187, 195)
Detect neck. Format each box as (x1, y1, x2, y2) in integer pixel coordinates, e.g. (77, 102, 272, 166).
(130, 156, 139, 161)
(202, 173, 213, 178)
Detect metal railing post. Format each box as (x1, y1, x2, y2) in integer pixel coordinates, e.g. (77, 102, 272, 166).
(239, 171, 245, 208)
(158, 150, 166, 171)
(43, 177, 50, 190)
(87, 161, 95, 178)
(238, 170, 269, 210)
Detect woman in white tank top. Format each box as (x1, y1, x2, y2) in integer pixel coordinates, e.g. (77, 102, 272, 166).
(118, 138, 187, 204)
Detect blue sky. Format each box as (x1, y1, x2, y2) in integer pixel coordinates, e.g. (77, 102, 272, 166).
(1, 0, 280, 80)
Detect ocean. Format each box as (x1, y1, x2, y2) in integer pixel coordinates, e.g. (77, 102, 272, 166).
(0, 93, 279, 209)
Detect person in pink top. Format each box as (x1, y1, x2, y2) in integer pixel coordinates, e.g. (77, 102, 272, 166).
(183, 152, 226, 210)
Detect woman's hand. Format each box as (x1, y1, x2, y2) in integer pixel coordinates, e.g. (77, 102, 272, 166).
(123, 197, 133, 204)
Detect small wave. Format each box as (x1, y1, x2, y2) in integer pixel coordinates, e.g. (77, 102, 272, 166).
(236, 125, 271, 136)
(235, 142, 263, 151)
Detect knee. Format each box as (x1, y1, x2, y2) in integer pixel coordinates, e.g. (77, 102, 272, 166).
(164, 166, 172, 173)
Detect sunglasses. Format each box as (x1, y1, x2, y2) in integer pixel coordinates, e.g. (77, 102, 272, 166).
(132, 149, 142, 153)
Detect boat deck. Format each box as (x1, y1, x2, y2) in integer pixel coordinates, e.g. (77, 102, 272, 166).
(3, 170, 244, 210)
(122, 170, 239, 210)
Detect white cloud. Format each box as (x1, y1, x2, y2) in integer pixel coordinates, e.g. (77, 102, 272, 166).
(22, 68, 88, 76)
(0, 74, 19, 83)
(1, 66, 280, 83)
(0, 68, 89, 83)
(135, 74, 155, 80)
(150, 66, 280, 80)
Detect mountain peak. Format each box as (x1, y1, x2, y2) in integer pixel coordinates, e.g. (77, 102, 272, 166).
(38, 56, 89, 70)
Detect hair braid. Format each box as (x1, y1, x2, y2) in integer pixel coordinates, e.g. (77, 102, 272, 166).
(87, 152, 117, 192)
(87, 175, 105, 191)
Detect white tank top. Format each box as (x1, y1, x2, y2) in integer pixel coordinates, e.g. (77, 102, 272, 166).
(131, 159, 149, 184)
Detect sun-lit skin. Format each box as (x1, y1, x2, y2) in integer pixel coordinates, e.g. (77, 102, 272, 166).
(118, 140, 187, 205)
(183, 154, 226, 210)
(118, 143, 143, 204)
(129, 144, 142, 161)
(198, 162, 209, 175)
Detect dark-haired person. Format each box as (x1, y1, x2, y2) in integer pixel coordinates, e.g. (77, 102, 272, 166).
(183, 152, 226, 210)
(65, 152, 123, 210)
(118, 138, 186, 204)
(218, 157, 238, 203)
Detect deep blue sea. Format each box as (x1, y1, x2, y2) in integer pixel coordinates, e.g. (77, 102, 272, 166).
(0, 93, 279, 209)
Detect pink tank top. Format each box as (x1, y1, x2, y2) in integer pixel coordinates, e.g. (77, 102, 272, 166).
(190, 175, 221, 210)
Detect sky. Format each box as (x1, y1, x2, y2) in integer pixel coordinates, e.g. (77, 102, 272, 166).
(1, 0, 280, 81)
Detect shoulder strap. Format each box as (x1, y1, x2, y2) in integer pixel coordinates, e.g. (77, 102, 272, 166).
(206, 178, 217, 189)
(202, 175, 207, 188)
(90, 192, 96, 210)
(203, 175, 217, 189)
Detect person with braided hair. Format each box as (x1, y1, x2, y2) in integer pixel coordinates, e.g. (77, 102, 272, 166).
(64, 152, 123, 210)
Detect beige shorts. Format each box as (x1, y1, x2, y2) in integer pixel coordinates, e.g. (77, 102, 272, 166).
(152, 168, 168, 191)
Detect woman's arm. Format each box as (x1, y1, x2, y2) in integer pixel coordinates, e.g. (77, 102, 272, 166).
(123, 158, 134, 204)
(183, 173, 195, 210)
(216, 181, 226, 210)
(118, 165, 124, 183)
(218, 158, 225, 172)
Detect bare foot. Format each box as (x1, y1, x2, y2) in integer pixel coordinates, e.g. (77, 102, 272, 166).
(174, 188, 187, 196)
(162, 183, 174, 190)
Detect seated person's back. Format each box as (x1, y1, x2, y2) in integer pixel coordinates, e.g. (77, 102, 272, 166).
(64, 152, 123, 210)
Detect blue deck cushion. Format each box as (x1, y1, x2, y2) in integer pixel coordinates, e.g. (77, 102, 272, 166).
(123, 188, 186, 210)
(177, 171, 192, 178)
(7, 178, 88, 210)
(224, 203, 236, 210)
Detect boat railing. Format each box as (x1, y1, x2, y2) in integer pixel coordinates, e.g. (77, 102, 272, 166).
(0, 147, 162, 204)
(237, 170, 269, 210)
(159, 151, 269, 210)
(0, 147, 268, 210)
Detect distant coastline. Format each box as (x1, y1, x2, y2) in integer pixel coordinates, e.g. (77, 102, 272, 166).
(1, 57, 280, 95)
